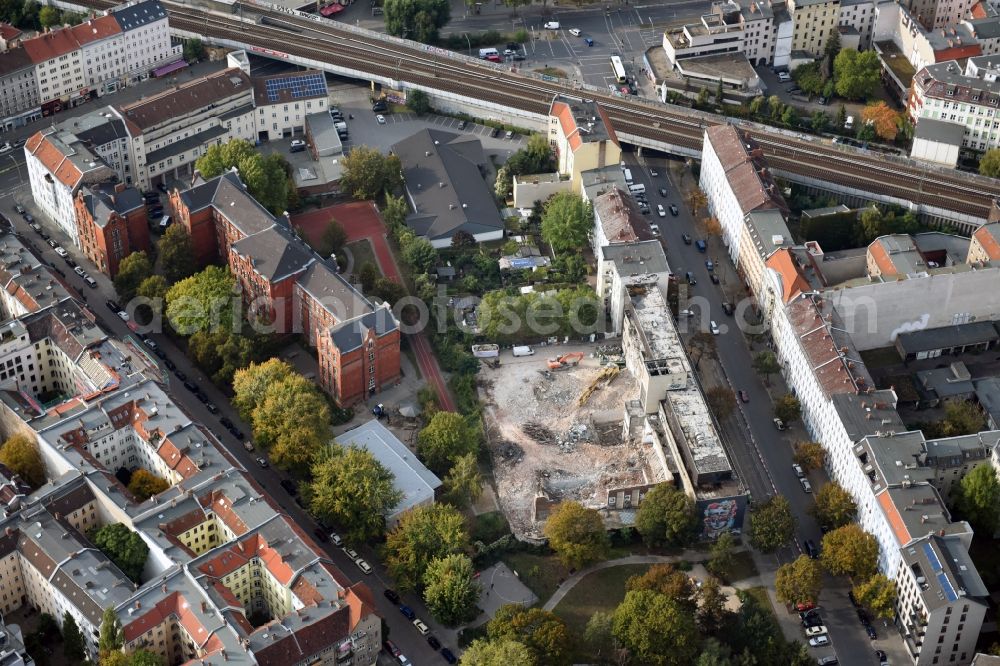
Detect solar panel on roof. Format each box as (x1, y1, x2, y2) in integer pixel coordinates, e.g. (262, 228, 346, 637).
(923, 542, 943, 571)
(264, 72, 326, 103)
(937, 571, 958, 602)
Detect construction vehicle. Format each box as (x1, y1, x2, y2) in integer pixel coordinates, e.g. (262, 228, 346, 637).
(547, 352, 584, 370)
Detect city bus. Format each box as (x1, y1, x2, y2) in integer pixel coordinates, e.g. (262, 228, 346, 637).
(610, 56, 627, 84)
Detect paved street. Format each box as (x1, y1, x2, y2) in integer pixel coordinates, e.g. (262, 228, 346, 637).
(621, 152, 908, 666)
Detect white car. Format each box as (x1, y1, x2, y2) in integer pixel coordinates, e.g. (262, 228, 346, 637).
(73, 265, 86, 277)
(54, 247, 68, 258)
(773, 418, 786, 431)
(256, 456, 268, 468)
(808, 635, 829, 647)
(710, 320, 720, 335)
(649, 223, 660, 236)
(356, 558, 373, 574)
(412, 619, 429, 635)
(376, 114, 386, 125)
(343, 547, 359, 560)
(543, 21, 560, 29)
(805, 626, 827, 637)
(0, 142, 11, 155)
(568, 28, 581, 36)
(793, 463, 805, 478)
(656, 204, 666, 217)
(117, 311, 130, 322)
(800, 478, 813, 493)
(329, 532, 343, 546)
(678, 309, 694, 318)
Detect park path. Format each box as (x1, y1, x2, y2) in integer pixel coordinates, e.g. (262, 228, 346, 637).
(542, 548, 762, 611)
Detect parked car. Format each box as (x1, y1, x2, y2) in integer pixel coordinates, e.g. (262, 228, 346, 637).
(46, 239, 57, 249)
(457, 120, 466, 130)
(376, 114, 386, 125)
(398, 605, 416, 620)
(84, 275, 97, 288)
(817, 657, 838, 666)
(710, 320, 720, 335)
(13, 204, 24, 215)
(330, 532, 343, 546)
(809, 636, 829, 648)
(682, 233, 692, 244)
(568, 28, 581, 36)
(792, 463, 805, 477)
(256, 456, 268, 468)
(669, 204, 679, 216)
(656, 204, 666, 217)
(773, 418, 786, 430)
(738, 390, 749, 403)
(543, 21, 560, 29)
(280, 479, 298, 495)
(243, 441, 254, 452)
(857, 609, 871, 625)
(441, 649, 457, 664)
(800, 478, 813, 493)
(117, 311, 130, 322)
(343, 547, 359, 560)
(413, 619, 429, 635)
(383, 588, 400, 604)
(290, 139, 307, 152)
(384, 640, 402, 658)
(220, 416, 234, 429)
(182, 380, 198, 392)
(505, 130, 514, 139)
(205, 402, 219, 414)
(866, 624, 878, 640)
(659, 187, 668, 197)
(710, 274, 720, 284)
(426, 636, 441, 650)
(805, 626, 827, 637)
(705, 259, 714, 271)
(490, 127, 500, 137)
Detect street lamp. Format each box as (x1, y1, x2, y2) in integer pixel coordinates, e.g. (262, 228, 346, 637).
(8, 155, 21, 183)
(463, 32, 472, 56)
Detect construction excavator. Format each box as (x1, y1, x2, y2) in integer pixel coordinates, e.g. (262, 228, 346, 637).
(547, 352, 584, 370)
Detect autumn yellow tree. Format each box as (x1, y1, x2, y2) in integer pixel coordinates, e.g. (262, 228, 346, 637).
(861, 102, 901, 141)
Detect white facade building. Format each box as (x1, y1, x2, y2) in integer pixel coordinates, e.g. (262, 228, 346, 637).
(909, 56, 1000, 153)
(252, 69, 329, 142)
(108, 0, 178, 85)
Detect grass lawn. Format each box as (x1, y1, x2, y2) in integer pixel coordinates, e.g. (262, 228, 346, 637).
(534, 66, 568, 78)
(345, 238, 379, 278)
(551, 564, 649, 637)
(504, 552, 570, 603)
(745, 586, 777, 618)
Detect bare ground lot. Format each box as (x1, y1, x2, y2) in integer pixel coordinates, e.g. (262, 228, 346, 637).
(480, 343, 659, 539)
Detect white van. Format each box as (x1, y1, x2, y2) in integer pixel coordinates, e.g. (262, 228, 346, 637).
(777, 71, 792, 82)
(623, 168, 633, 184)
(844, 115, 855, 130)
(478, 47, 499, 59)
(628, 183, 646, 195)
(543, 21, 560, 29)
(512, 345, 535, 357)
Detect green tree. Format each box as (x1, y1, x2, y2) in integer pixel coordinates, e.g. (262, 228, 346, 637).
(382, 192, 409, 230)
(407, 88, 431, 115)
(542, 501, 610, 569)
(62, 612, 86, 663)
(707, 532, 736, 579)
(98, 606, 124, 657)
(811, 110, 830, 134)
(582, 610, 615, 659)
(158, 225, 197, 283)
(774, 394, 801, 423)
(696, 578, 731, 635)
(776, 555, 823, 606)
(442, 452, 482, 507)
(810, 481, 857, 529)
(540, 192, 593, 254)
(696, 87, 710, 108)
(781, 105, 798, 128)
(696, 638, 734, 666)
(462, 638, 536, 666)
(417, 411, 479, 475)
(188, 328, 254, 385)
(136, 274, 168, 303)
(451, 230, 476, 248)
(309, 446, 401, 543)
(793, 62, 826, 96)
(952, 463, 1000, 534)
(232, 358, 294, 420)
(317, 218, 348, 258)
(38, 5, 60, 28)
(339, 145, 403, 199)
(252, 374, 330, 473)
(129, 651, 163, 666)
(422, 553, 481, 625)
(383, 0, 450, 42)
(833, 50, 881, 100)
(612, 590, 702, 666)
(358, 261, 380, 292)
(752, 351, 780, 385)
(748, 496, 795, 553)
(194, 139, 289, 214)
(385, 503, 468, 592)
(0, 433, 44, 488)
(114, 251, 153, 304)
(627, 563, 697, 612)
(488, 605, 571, 666)
(793, 441, 826, 473)
(400, 233, 438, 273)
(127, 469, 169, 501)
(938, 400, 987, 438)
(635, 482, 699, 546)
(820, 524, 879, 580)
(980, 149, 1000, 178)
(183, 37, 205, 62)
(165, 265, 236, 335)
(705, 385, 735, 420)
(494, 164, 512, 200)
(88, 524, 149, 583)
(853, 573, 898, 620)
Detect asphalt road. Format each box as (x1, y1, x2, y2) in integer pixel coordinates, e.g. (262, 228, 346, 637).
(0, 192, 450, 665)
(621, 152, 897, 666)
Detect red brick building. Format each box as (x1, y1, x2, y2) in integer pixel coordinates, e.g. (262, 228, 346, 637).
(171, 170, 401, 406)
(74, 182, 150, 277)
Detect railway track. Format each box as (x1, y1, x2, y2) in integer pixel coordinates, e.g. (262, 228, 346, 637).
(80, 0, 999, 220)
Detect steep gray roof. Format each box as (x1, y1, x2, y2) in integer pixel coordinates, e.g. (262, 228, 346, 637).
(392, 129, 503, 243)
(180, 170, 277, 238)
(81, 182, 144, 227)
(111, 0, 167, 31)
(329, 304, 398, 353)
(296, 261, 373, 322)
(230, 225, 314, 282)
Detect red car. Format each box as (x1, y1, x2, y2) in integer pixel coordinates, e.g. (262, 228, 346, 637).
(795, 601, 816, 612)
(738, 390, 750, 403)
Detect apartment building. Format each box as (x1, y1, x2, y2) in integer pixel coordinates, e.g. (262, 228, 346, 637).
(0, 48, 39, 130)
(967, 221, 1000, 262)
(252, 69, 329, 142)
(549, 95, 622, 192)
(118, 67, 256, 189)
(699, 125, 790, 295)
(0, 230, 384, 664)
(171, 171, 401, 406)
(24, 126, 117, 244)
(887, 4, 982, 73)
(902, 0, 977, 30)
(71, 15, 125, 96)
(910, 56, 1000, 152)
(107, 0, 178, 85)
(839, 0, 886, 49)
(789, 0, 842, 56)
(22, 28, 86, 115)
(74, 181, 150, 277)
(663, 0, 777, 66)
